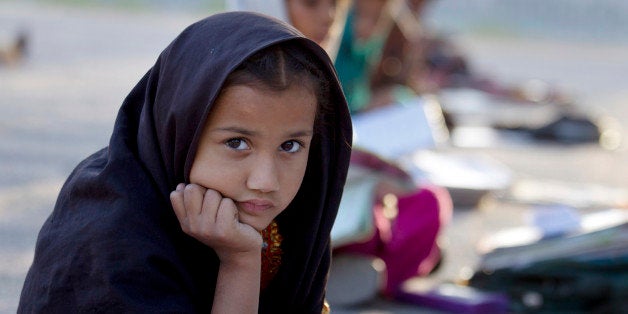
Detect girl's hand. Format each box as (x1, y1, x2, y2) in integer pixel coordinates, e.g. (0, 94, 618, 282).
(170, 183, 263, 264)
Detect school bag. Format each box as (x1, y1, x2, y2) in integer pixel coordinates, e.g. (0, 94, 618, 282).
(332, 148, 453, 296)
(469, 222, 628, 313)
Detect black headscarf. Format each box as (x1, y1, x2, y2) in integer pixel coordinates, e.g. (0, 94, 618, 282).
(19, 12, 351, 313)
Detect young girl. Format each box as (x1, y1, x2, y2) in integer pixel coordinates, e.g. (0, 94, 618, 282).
(228, 0, 451, 305)
(18, 12, 352, 313)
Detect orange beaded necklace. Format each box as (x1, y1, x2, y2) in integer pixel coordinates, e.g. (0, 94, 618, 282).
(260, 220, 282, 290)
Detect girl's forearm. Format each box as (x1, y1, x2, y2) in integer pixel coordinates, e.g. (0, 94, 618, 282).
(212, 253, 261, 314)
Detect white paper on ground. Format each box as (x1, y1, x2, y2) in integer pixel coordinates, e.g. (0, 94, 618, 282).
(351, 97, 437, 160)
(399, 150, 513, 190)
(330, 168, 378, 248)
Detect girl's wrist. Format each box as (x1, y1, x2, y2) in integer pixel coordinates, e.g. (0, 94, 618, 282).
(219, 250, 261, 269)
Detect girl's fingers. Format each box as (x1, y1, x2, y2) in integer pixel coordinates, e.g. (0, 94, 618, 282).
(173, 185, 253, 252)
(215, 197, 238, 226)
(183, 184, 206, 217)
(170, 184, 187, 222)
(201, 189, 223, 223)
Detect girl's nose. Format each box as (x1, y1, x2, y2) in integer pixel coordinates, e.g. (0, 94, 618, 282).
(246, 154, 280, 193)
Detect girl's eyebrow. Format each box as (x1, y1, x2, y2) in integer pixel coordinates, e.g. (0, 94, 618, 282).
(289, 130, 314, 137)
(213, 126, 255, 136)
(213, 127, 314, 137)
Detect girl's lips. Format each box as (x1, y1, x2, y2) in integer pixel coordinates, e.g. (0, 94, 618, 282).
(237, 199, 274, 214)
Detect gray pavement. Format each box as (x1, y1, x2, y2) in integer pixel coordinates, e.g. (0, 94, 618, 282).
(1, 2, 628, 313)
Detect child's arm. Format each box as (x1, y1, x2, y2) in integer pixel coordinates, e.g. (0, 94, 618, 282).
(170, 183, 262, 314)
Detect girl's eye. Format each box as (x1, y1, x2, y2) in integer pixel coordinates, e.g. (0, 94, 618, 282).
(280, 140, 302, 153)
(225, 138, 249, 150)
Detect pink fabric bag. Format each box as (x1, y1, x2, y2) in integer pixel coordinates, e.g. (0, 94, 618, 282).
(335, 150, 453, 296)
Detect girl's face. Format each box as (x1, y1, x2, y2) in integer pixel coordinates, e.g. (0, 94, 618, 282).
(189, 84, 317, 231)
(286, 0, 336, 45)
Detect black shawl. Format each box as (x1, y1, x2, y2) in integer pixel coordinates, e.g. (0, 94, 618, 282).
(19, 12, 351, 313)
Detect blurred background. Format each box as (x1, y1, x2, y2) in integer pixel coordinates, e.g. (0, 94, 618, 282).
(1, 0, 627, 313)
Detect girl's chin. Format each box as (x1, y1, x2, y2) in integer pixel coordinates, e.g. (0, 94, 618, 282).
(315, 35, 329, 46)
(239, 215, 270, 232)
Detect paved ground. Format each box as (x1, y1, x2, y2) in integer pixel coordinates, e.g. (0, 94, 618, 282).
(1, 2, 627, 313)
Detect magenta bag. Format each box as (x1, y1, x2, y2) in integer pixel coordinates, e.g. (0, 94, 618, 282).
(335, 150, 453, 296)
